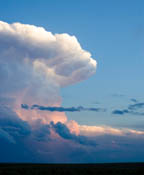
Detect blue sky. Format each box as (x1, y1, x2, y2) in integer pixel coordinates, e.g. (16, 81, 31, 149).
(0, 0, 144, 163)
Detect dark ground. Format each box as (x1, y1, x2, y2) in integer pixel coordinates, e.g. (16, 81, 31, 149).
(0, 163, 144, 175)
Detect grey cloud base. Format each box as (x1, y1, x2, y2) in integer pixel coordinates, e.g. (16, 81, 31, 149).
(1, 105, 144, 163)
(0, 105, 98, 162)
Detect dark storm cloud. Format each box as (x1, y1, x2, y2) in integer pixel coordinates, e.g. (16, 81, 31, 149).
(50, 122, 97, 146)
(32, 124, 51, 142)
(21, 104, 106, 113)
(0, 128, 16, 144)
(0, 104, 99, 163)
(32, 121, 97, 146)
(0, 105, 97, 146)
(1, 105, 144, 163)
(0, 106, 31, 143)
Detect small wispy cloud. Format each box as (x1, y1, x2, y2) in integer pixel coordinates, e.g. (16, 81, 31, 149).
(130, 98, 138, 103)
(128, 102, 144, 110)
(21, 104, 106, 113)
(112, 93, 125, 98)
(112, 109, 129, 115)
(112, 99, 144, 116)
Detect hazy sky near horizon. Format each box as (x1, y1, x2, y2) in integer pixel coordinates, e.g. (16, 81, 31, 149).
(0, 0, 144, 163)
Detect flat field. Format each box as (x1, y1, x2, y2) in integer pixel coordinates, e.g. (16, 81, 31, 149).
(0, 163, 144, 175)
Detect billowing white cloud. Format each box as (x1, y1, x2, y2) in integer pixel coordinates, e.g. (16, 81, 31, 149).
(0, 20, 97, 123)
(0, 20, 96, 88)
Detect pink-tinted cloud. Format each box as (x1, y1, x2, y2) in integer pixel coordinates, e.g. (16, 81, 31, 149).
(79, 125, 144, 137)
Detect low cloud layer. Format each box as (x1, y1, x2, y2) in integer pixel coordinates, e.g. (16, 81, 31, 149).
(79, 125, 144, 137)
(1, 104, 144, 163)
(0, 105, 96, 146)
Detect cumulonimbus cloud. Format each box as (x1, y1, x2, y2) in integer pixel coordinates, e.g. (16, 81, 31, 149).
(0, 21, 99, 151)
(0, 20, 97, 124)
(1, 21, 144, 163)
